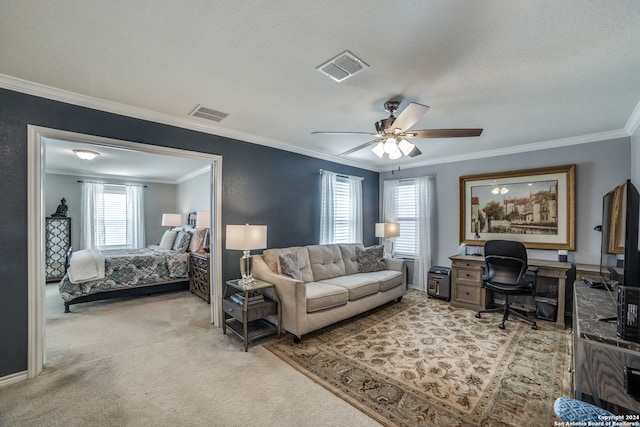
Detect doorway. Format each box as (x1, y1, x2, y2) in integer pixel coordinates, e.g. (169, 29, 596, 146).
(27, 125, 223, 378)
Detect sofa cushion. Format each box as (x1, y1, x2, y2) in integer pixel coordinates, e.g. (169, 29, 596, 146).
(358, 270, 404, 292)
(279, 252, 302, 281)
(320, 274, 379, 300)
(306, 244, 345, 281)
(356, 245, 385, 272)
(339, 243, 364, 275)
(305, 282, 349, 313)
(262, 247, 314, 283)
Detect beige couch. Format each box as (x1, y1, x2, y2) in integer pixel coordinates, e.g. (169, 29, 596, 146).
(253, 243, 406, 342)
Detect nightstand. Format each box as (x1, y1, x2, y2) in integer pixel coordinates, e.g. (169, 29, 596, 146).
(223, 279, 281, 351)
(189, 251, 210, 303)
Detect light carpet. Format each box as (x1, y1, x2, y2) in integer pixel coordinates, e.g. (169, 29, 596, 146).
(266, 290, 572, 427)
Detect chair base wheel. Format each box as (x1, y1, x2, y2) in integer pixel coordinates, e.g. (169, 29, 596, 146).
(532, 324, 539, 330)
(498, 323, 505, 329)
(475, 313, 481, 318)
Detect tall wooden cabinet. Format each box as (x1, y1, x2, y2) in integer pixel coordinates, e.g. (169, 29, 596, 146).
(45, 217, 71, 282)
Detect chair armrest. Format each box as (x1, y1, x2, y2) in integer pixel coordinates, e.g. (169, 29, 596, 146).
(384, 257, 405, 272)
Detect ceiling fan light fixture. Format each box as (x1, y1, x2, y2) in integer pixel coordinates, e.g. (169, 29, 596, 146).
(73, 149, 100, 160)
(372, 142, 385, 158)
(383, 138, 398, 154)
(398, 139, 415, 156)
(388, 150, 402, 160)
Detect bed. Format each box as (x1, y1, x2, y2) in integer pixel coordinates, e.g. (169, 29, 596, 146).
(58, 218, 208, 312)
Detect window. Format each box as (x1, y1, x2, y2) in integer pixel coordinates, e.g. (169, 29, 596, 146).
(394, 181, 418, 256)
(102, 185, 127, 248)
(320, 171, 363, 244)
(81, 182, 145, 250)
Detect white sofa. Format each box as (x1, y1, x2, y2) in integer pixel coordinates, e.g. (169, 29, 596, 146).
(252, 243, 406, 342)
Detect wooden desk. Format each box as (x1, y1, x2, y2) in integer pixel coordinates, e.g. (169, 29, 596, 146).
(449, 255, 571, 329)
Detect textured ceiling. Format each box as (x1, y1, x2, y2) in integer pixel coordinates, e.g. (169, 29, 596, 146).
(2, 1, 640, 173)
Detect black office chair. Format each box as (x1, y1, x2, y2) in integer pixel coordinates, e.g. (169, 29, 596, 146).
(475, 240, 538, 330)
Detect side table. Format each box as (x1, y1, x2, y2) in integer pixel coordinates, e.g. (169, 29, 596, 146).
(189, 251, 210, 303)
(223, 279, 281, 351)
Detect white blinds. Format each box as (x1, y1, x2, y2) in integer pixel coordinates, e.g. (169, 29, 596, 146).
(320, 170, 363, 244)
(394, 181, 418, 256)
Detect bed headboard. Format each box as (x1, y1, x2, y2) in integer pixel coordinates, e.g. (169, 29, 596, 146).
(187, 211, 197, 227)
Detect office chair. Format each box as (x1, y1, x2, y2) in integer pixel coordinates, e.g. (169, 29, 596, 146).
(475, 240, 538, 330)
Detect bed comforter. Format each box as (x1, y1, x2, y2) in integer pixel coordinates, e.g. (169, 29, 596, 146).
(59, 246, 189, 302)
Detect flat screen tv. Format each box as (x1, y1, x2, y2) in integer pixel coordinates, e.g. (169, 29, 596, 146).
(600, 179, 640, 287)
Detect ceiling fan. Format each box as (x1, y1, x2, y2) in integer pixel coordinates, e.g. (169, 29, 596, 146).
(312, 101, 483, 159)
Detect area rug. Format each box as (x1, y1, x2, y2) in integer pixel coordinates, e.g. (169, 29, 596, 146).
(265, 290, 571, 427)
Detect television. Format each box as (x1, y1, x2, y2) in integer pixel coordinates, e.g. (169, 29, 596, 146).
(599, 179, 640, 287)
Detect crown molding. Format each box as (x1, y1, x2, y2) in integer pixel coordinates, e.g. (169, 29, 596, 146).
(0, 74, 378, 172)
(625, 99, 640, 136)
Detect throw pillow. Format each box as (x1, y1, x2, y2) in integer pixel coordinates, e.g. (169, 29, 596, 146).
(159, 230, 178, 250)
(172, 231, 192, 253)
(356, 245, 385, 273)
(279, 252, 303, 281)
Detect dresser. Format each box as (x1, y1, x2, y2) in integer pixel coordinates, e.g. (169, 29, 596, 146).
(45, 217, 71, 282)
(573, 282, 640, 414)
(189, 251, 210, 302)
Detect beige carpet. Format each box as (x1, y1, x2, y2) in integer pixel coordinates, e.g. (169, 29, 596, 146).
(266, 291, 572, 427)
(0, 285, 378, 427)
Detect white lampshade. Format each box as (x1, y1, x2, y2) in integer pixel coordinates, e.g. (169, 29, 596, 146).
(226, 224, 267, 251)
(161, 213, 182, 227)
(73, 149, 100, 160)
(371, 142, 385, 158)
(195, 210, 210, 228)
(388, 150, 402, 160)
(383, 138, 398, 154)
(398, 138, 415, 155)
(375, 223, 400, 238)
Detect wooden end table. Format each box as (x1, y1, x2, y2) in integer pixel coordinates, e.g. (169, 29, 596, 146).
(223, 279, 281, 351)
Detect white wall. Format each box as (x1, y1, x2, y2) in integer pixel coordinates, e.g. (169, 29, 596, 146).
(379, 137, 631, 267)
(176, 168, 211, 222)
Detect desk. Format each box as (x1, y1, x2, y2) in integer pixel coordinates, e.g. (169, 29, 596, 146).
(449, 255, 571, 329)
(573, 282, 640, 414)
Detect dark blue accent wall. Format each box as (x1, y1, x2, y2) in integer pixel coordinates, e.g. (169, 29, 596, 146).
(0, 88, 379, 377)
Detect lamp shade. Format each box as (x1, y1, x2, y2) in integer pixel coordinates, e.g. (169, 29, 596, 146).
(375, 223, 400, 238)
(226, 224, 267, 251)
(195, 210, 210, 228)
(161, 213, 182, 227)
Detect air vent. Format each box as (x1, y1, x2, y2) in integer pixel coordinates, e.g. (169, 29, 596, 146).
(190, 105, 228, 122)
(316, 51, 368, 82)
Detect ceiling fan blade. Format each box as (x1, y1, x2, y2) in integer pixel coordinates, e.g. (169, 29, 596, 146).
(407, 128, 483, 138)
(389, 102, 430, 132)
(311, 131, 378, 136)
(408, 146, 422, 157)
(338, 139, 380, 157)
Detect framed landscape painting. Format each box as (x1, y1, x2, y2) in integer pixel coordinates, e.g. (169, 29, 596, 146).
(459, 164, 575, 250)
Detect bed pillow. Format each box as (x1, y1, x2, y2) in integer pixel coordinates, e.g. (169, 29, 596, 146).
(279, 252, 303, 281)
(188, 228, 208, 252)
(159, 230, 178, 250)
(172, 231, 192, 253)
(356, 245, 385, 273)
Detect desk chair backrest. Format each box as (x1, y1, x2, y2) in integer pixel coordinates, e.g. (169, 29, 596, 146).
(484, 240, 529, 286)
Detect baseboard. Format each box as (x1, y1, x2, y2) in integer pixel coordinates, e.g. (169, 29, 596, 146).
(0, 370, 28, 388)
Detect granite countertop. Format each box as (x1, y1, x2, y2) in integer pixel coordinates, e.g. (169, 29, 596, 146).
(574, 282, 640, 352)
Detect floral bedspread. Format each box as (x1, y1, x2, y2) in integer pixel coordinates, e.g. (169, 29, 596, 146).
(58, 246, 189, 302)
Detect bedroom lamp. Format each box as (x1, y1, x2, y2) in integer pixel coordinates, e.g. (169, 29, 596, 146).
(195, 210, 211, 253)
(226, 224, 267, 286)
(161, 213, 182, 229)
(375, 222, 400, 258)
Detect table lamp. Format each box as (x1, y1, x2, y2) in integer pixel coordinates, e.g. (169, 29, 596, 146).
(226, 224, 267, 286)
(196, 210, 211, 253)
(161, 213, 182, 229)
(375, 222, 400, 258)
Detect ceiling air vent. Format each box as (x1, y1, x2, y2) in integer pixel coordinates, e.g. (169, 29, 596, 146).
(317, 51, 368, 82)
(190, 105, 229, 122)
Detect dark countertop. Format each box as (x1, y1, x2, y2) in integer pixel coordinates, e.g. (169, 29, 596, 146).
(574, 282, 640, 352)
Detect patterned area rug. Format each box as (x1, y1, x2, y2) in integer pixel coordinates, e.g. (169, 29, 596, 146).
(265, 290, 571, 426)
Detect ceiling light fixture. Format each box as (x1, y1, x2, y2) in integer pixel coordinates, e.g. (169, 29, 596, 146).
(73, 149, 100, 160)
(372, 135, 416, 160)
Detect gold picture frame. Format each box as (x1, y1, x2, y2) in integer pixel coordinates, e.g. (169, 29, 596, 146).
(459, 164, 575, 250)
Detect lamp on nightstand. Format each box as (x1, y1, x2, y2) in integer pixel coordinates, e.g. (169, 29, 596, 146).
(161, 213, 182, 229)
(226, 224, 267, 286)
(196, 210, 211, 253)
(375, 223, 400, 258)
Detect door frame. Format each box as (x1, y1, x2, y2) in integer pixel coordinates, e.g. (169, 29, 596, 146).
(27, 125, 223, 378)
